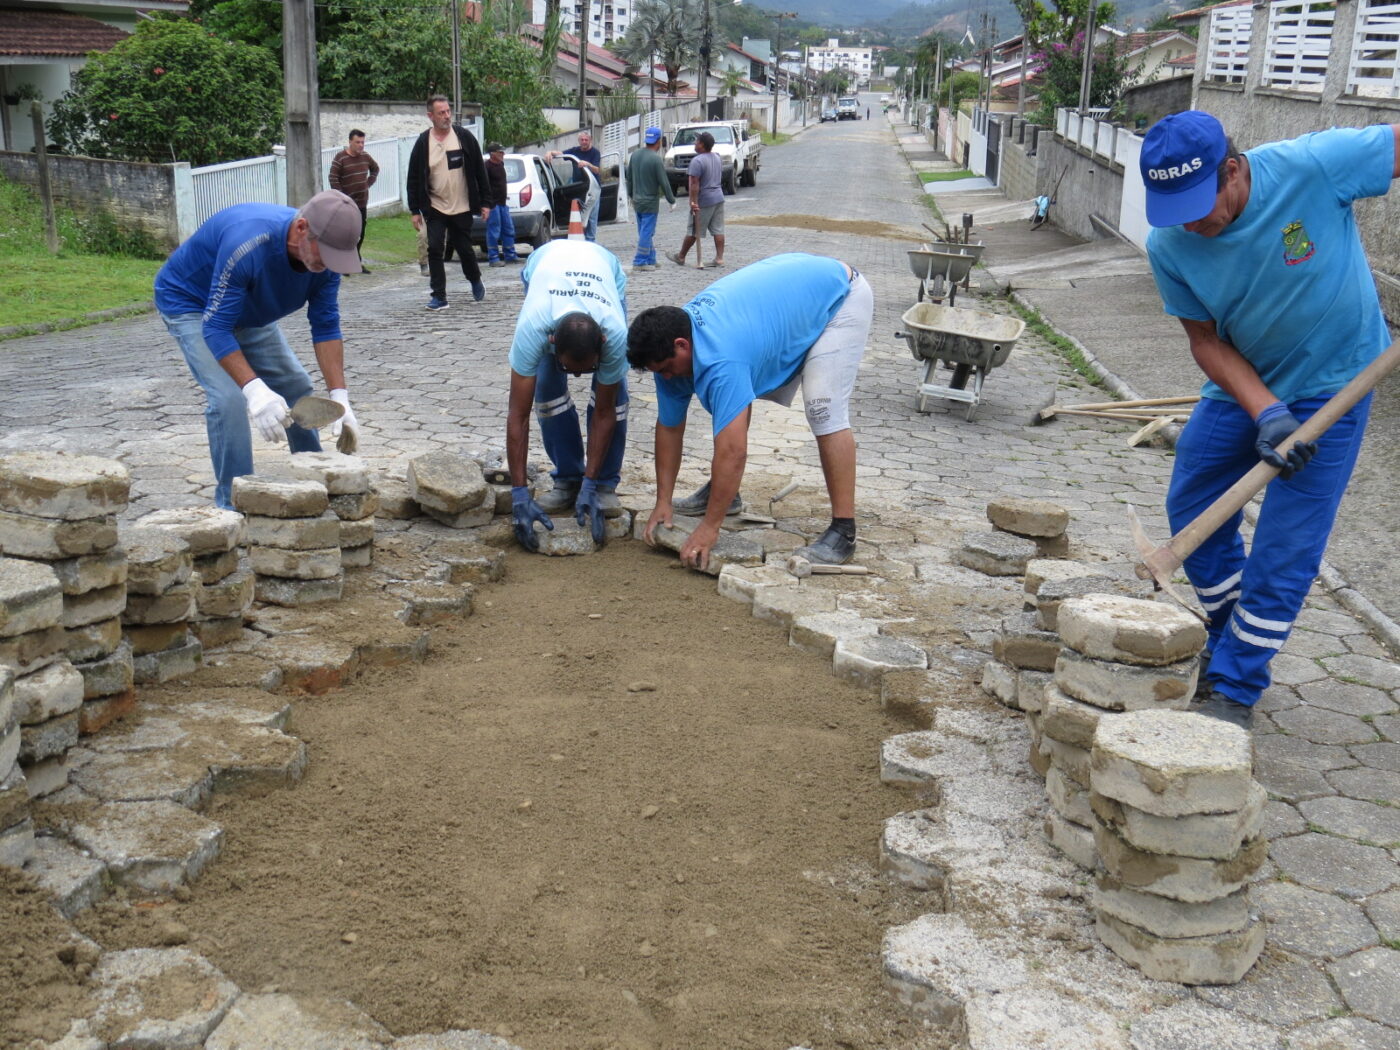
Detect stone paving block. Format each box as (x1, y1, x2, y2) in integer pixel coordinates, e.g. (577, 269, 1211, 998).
(389, 581, 474, 626)
(249, 545, 342, 580)
(752, 586, 838, 628)
(1353, 742, 1400, 772)
(89, 947, 240, 1047)
(245, 511, 341, 550)
(1023, 558, 1095, 597)
(1123, 999, 1284, 1050)
(1252, 880, 1380, 959)
(834, 633, 928, 689)
(1272, 704, 1378, 746)
(987, 497, 1069, 538)
(262, 636, 359, 694)
(789, 610, 878, 658)
(955, 529, 1038, 576)
(394, 1031, 523, 1050)
(284, 451, 371, 495)
(28, 834, 108, 917)
(122, 527, 193, 595)
(255, 573, 344, 606)
(123, 581, 197, 626)
(1045, 763, 1093, 827)
(993, 611, 1060, 671)
(1055, 647, 1198, 712)
(72, 746, 213, 808)
(1037, 574, 1155, 632)
(338, 516, 375, 549)
(1253, 732, 1353, 772)
(1363, 887, 1400, 941)
(716, 563, 794, 604)
(64, 617, 120, 664)
(880, 808, 1007, 890)
(1091, 709, 1253, 817)
(980, 659, 1018, 708)
(125, 621, 195, 657)
(1298, 678, 1397, 718)
(1094, 873, 1249, 939)
(193, 653, 283, 692)
(191, 616, 245, 650)
(1091, 783, 1267, 861)
(880, 730, 991, 784)
(376, 478, 420, 519)
(1270, 832, 1400, 898)
(74, 643, 133, 701)
(47, 548, 128, 596)
(1040, 733, 1092, 787)
(1254, 753, 1337, 800)
(963, 988, 1125, 1050)
(1094, 816, 1265, 902)
(1326, 947, 1400, 1028)
(0, 722, 17, 773)
(434, 542, 505, 585)
(0, 815, 35, 868)
(533, 517, 597, 556)
(340, 543, 374, 569)
(193, 547, 240, 585)
(1043, 808, 1097, 869)
(20, 710, 78, 762)
(206, 993, 393, 1050)
(15, 658, 83, 723)
(0, 556, 62, 636)
(232, 476, 329, 519)
(1042, 684, 1114, 750)
(647, 520, 764, 574)
(1017, 669, 1053, 714)
(21, 751, 72, 797)
(0, 451, 129, 520)
(882, 912, 1030, 1026)
(132, 636, 203, 684)
(1285, 1017, 1400, 1050)
(136, 506, 246, 555)
(61, 582, 126, 629)
(1096, 911, 1263, 985)
(80, 689, 137, 736)
(409, 452, 488, 515)
(46, 797, 222, 891)
(1194, 958, 1347, 1026)
(1319, 653, 1400, 691)
(197, 570, 254, 619)
(0, 509, 119, 558)
(330, 489, 381, 521)
(1059, 594, 1207, 667)
(1298, 796, 1400, 846)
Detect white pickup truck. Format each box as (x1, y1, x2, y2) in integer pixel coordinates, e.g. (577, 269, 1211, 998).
(663, 120, 762, 195)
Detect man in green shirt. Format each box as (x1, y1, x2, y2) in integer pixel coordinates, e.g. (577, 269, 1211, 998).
(626, 127, 676, 270)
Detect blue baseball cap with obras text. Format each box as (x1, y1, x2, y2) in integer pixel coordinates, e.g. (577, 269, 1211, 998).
(1140, 110, 1228, 228)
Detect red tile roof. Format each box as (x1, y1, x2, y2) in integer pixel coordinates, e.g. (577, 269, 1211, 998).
(0, 8, 130, 58)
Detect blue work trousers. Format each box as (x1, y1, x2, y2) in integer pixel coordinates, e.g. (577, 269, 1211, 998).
(633, 210, 658, 267)
(486, 204, 517, 262)
(162, 313, 320, 509)
(1166, 394, 1371, 705)
(534, 356, 628, 487)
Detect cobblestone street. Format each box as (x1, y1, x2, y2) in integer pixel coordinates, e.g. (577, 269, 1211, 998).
(2, 102, 1398, 1048)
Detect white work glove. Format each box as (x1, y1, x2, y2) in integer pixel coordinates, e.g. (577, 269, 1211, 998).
(328, 388, 359, 454)
(669, 203, 677, 213)
(241, 378, 291, 444)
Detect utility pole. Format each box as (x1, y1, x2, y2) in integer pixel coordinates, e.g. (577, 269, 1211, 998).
(578, 0, 591, 129)
(700, 0, 711, 109)
(31, 103, 58, 254)
(1078, 1, 1098, 111)
(770, 13, 797, 137)
(283, 0, 321, 208)
(932, 40, 942, 140)
(1017, 33, 1027, 116)
(450, 0, 462, 120)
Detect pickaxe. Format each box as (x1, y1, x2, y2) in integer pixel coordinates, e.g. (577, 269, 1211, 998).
(1129, 338, 1400, 620)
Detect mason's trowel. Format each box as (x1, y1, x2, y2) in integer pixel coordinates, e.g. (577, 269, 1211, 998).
(288, 396, 344, 429)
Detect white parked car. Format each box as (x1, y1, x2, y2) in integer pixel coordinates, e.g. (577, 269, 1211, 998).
(469, 153, 619, 252)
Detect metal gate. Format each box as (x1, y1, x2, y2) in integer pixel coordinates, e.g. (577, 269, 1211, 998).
(985, 116, 1001, 185)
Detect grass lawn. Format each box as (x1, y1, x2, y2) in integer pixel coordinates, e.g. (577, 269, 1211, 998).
(361, 212, 420, 266)
(919, 170, 977, 183)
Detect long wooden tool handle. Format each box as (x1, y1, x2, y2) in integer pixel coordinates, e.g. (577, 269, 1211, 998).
(1154, 337, 1400, 577)
(694, 209, 703, 269)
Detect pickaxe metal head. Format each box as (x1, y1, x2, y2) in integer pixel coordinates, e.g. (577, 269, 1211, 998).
(1126, 506, 1207, 623)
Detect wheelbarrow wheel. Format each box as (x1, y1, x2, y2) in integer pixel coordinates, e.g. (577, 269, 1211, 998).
(948, 364, 972, 390)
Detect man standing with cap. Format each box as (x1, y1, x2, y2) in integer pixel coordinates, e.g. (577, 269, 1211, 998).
(483, 141, 519, 267)
(626, 127, 675, 270)
(154, 190, 364, 509)
(1141, 110, 1400, 728)
(505, 238, 631, 550)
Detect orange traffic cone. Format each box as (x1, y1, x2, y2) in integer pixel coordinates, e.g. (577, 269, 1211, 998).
(567, 199, 586, 241)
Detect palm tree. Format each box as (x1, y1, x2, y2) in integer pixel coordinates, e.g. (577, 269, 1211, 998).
(616, 0, 701, 98)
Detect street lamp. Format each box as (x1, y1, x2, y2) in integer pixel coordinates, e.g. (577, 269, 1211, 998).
(771, 11, 797, 136)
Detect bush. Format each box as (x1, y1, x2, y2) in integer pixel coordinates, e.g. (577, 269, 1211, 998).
(47, 17, 281, 166)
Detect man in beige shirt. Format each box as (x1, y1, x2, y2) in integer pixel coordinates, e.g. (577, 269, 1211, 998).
(406, 95, 491, 311)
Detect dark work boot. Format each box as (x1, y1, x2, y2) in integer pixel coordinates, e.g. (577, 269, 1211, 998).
(1197, 689, 1255, 731)
(673, 481, 741, 516)
(792, 526, 857, 566)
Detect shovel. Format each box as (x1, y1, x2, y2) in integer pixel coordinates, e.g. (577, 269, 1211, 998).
(1129, 337, 1400, 618)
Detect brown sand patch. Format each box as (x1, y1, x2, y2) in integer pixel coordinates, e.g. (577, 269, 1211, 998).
(725, 214, 924, 241)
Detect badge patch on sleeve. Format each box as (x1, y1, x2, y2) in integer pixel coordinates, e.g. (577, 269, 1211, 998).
(1281, 221, 1315, 266)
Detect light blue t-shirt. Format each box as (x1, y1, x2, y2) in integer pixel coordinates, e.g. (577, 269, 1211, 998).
(1147, 124, 1393, 404)
(508, 240, 629, 385)
(655, 253, 850, 434)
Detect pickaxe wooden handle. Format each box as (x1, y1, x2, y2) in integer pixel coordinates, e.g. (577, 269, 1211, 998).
(1131, 337, 1400, 611)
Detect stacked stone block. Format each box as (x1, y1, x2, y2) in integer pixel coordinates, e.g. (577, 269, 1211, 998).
(135, 506, 249, 650)
(0, 667, 33, 867)
(407, 452, 494, 529)
(1038, 593, 1206, 871)
(1090, 709, 1266, 984)
(284, 452, 378, 568)
(0, 452, 133, 788)
(121, 527, 204, 684)
(986, 496, 1071, 557)
(232, 477, 341, 606)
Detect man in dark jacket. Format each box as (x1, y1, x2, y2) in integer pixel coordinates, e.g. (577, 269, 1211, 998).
(406, 95, 491, 311)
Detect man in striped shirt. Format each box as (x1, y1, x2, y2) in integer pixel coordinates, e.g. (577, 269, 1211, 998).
(328, 130, 378, 274)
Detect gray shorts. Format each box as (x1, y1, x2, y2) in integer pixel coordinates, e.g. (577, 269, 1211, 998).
(760, 272, 873, 436)
(695, 202, 725, 236)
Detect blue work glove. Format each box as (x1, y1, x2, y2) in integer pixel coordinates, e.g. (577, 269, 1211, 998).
(575, 478, 607, 545)
(511, 486, 553, 552)
(1254, 401, 1317, 480)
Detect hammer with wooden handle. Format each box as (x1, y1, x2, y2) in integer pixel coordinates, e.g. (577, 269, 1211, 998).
(787, 555, 872, 578)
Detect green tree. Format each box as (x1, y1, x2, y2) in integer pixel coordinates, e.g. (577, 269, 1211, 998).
(616, 0, 701, 96)
(317, 6, 451, 99)
(47, 17, 281, 165)
(460, 16, 562, 147)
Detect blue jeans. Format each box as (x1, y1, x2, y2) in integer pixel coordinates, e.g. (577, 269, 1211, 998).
(585, 192, 600, 241)
(486, 204, 517, 261)
(633, 210, 658, 266)
(162, 313, 321, 509)
(1166, 394, 1371, 705)
(534, 355, 628, 487)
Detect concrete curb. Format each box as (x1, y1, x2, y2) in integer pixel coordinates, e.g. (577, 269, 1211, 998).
(0, 301, 156, 342)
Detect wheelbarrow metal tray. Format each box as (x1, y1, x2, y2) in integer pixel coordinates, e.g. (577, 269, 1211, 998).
(901, 302, 1025, 369)
(906, 243, 985, 285)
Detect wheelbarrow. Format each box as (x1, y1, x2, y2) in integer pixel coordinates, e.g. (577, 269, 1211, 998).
(897, 301, 1026, 420)
(907, 242, 985, 306)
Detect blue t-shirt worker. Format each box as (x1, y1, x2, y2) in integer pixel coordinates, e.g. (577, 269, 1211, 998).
(154, 191, 363, 509)
(627, 253, 874, 570)
(547, 130, 603, 241)
(1142, 110, 1399, 730)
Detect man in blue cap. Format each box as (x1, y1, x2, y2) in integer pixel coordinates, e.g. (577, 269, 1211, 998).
(1141, 109, 1400, 728)
(626, 127, 676, 270)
